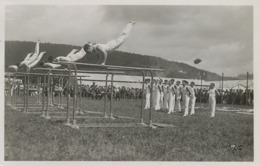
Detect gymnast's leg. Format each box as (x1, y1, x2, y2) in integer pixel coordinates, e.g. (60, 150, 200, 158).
(105, 21, 136, 51)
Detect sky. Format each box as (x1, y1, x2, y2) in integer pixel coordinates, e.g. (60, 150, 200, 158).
(5, 5, 253, 76)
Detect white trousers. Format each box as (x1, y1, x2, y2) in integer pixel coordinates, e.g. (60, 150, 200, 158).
(209, 97, 216, 117)
(55, 48, 86, 62)
(155, 91, 161, 110)
(26, 52, 46, 69)
(175, 96, 181, 112)
(163, 93, 169, 109)
(160, 92, 164, 109)
(20, 41, 40, 66)
(145, 93, 150, 109)
(183, 95, 190, 115)
(168, 93, 176, 113)
(152, 91, 157, 109)
(190, 97, 196, 114)
(105, 22, 135, 51)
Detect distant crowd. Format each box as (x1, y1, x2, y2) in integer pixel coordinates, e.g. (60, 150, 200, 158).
(6, 79, 254, 107)
(196, 88, 253, 105)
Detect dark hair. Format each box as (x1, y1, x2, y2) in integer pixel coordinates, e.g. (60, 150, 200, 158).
(48, 55, 53, 62)
(83, 44, 91, 52)
(40, 61, 45, 67)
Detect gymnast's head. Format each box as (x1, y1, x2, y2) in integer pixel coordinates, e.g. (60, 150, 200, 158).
(83, 43, 94, 53)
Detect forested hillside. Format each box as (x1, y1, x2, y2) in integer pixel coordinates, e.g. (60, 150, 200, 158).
(5, 41, 222, 80)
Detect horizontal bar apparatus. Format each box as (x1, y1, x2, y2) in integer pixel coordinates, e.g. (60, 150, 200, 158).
(54, 61, 165, 72)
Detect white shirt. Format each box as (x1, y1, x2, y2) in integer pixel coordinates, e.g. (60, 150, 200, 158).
(145, 83, 151, 93)
(175, 85, 181, 96)
(208, 88, 216, 98)
(182, 85, 191, 96)
(190, 87, 196, 98)
(169, 84, 175, 95)
(162, 84, 168, 93)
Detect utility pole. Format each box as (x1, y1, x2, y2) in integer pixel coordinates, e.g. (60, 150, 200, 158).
(221, 72, 224, 106)
(246, 72, 249, 106)
(200, 72, 202, 104)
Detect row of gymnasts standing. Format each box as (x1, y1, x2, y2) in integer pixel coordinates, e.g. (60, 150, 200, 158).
(144, 79, 219, 117)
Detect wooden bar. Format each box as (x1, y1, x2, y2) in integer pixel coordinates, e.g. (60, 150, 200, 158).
(55, 61, 164, 72)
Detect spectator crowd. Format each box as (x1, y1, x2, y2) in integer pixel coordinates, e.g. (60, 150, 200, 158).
(6, 79, 254, 107)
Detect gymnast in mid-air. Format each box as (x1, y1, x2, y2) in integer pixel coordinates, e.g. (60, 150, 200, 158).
(49, 21, 136, 67)
(9, 40, 46, 71)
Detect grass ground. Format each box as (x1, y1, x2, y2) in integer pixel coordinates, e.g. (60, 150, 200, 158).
(5, 96, 253, 161)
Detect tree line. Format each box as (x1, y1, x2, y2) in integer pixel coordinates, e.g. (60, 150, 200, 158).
(5, 41, 222, 80)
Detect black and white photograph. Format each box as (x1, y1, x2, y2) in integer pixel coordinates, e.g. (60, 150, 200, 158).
(1, 0, 259, 164)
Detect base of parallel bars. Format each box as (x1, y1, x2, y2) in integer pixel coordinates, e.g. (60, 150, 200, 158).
(40, 112, 45, 118)
(104, 113, 109, 118)
(76, 110, 84, 115)
(136, 123, 148, 127)
(58, 106, 65, 109)
(23, 109, 28, 113)
(109, 114, 115, 120)
(11, 106, 18, 110)
(71, 120, 79, 129)
(64, 118, 71, 126)
(44, 115, 51, 120)
(64, 122, 72, 127)
(139, 119, 146, 126)
(149, 121, 157, 129)
(71, 124, 79, 129)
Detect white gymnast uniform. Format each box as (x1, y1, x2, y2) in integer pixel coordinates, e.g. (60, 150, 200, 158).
(151, 82, 158, 109)
(208, 88, 217, 117)
(182, 85, 191, 116)
(95, 21, 136, 52)
(144, 83, 151, 109)
(54, 22, 136, 64)
(163, 84, 169, 110)
(54, 48, 86, 62)
(159, 83, 164, 109)
(8, 65, 18, 72)
(20, 40, 40, 67)
(168, 84, 176, 113)
(175, 85, 182, 112)
(26, 52, 46, 69)
(154, 84, 161, 110)
(189, 86, 196, 115)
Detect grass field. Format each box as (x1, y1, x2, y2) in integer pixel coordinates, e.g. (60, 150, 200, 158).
(5, 96, 253, 161)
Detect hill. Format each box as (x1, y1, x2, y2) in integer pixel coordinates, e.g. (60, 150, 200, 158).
(5, 41, 222, 80)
